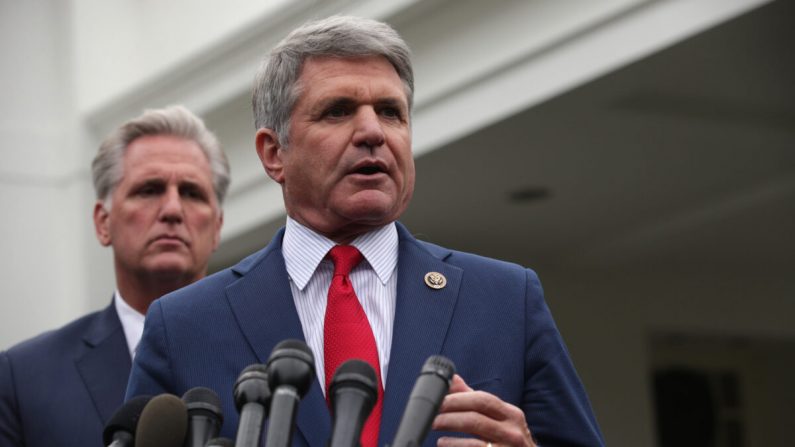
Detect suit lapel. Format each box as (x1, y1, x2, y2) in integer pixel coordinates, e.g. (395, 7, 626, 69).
(379, 225, 462, 445)
(225, 230, 331, 447)
(224, 225, 462, 447)
(75, 303, 132, 424)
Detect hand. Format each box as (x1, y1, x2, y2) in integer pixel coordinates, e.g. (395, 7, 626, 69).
(432, 374, 536, 447)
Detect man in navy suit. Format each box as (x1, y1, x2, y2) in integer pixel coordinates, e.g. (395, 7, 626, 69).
(0, 106, 229, 446)
(127, 16, 604, 447)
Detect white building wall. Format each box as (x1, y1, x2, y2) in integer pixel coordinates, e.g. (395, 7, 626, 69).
(0, 0, 93, 344)
(72, 0, 294, 115)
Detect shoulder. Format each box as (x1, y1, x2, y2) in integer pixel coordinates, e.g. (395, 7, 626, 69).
(399, 221, 529, 269)
(408, 234, 537, 283)
(154, 243, 278, 313)
(160, 265, 239, 303)
(163, 245, 272, 296)
(3, 307, 109, 361)
(397, 225, 543, 309)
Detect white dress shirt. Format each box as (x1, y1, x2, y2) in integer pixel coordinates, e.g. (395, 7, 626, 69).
(282, 217, 399, 394)
(113, 291, 145, 359)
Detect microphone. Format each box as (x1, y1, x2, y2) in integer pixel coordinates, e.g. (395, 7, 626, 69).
(205, 437, 235, 447)
(390, 356, 456, 447)
(264, 339, 315, 447)
(234, 364, 271, 447)
(103, 395, 152, 447)
(182, 386, 223, 447)
(134, 393, 188, 447)
(328, 359, 379, 447)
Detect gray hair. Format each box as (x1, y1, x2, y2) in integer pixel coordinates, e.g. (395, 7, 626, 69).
(252, 15, 414, 147)
(91, 105, 231, 205)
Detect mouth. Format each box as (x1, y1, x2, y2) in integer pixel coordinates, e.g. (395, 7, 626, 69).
(350, 160, 387, 176)
(152, 234, 188, 246)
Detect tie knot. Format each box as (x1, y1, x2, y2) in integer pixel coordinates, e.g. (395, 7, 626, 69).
(328, 245, 363, 276)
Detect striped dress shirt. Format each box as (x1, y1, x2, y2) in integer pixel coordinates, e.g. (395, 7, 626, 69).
(282, 217, 398, 394)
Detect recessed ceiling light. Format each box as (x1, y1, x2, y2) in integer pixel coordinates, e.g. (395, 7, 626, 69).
(508, 186, 550, 203)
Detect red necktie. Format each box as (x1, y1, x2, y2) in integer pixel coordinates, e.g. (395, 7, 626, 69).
(324, 245, 383, 447)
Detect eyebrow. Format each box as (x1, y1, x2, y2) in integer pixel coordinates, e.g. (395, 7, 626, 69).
(131, 178, 166, 189)
(178, 179, 210, 191)
(313, 96, 356, 112)
(130, 177, 209, 191)
(314, 95, 408, 112)
(374, 97, 407, 110)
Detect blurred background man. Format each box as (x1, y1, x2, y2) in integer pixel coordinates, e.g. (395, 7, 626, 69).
(0, 105, 229, 447)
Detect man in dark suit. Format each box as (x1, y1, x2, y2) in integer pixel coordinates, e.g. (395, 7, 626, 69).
(127, 16, 604, 447)
(0, 105, 229, 446)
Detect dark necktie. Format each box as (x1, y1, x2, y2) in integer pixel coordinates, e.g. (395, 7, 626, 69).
(323, 245, 383, 447)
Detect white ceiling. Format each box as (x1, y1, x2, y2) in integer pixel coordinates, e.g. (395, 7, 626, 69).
(401, 0, 794, 276)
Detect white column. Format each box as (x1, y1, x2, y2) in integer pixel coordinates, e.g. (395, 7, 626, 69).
(0, 0, 95, 347)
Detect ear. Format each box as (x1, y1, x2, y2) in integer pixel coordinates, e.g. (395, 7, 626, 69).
(93, 201, 112, 246)
(212, 211, 224, 251)
(256, 128, 286, 184)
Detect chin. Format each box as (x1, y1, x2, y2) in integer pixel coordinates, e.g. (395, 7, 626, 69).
(344, 194, 402, 218)
(344, 204, 398, 225)
(144, 257, 195, 279)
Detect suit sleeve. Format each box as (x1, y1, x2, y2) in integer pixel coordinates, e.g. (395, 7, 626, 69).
(0, 351, 24, 447)
(125, 299, 174, 400)
(521, 269, 605, 447)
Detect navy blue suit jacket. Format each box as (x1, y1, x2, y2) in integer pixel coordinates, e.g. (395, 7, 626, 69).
(127, 224, 604, 446)
(0, 302, 131, 446)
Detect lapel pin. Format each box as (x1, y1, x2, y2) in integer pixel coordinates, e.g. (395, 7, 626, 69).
(424, 272, 447, 290)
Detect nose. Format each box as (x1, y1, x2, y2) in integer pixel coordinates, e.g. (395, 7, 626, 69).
(159, 187, 184, 224)
(352, 107, 385, 150)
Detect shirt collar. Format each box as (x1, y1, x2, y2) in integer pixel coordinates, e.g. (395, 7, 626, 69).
(283, 216, 398, 290)
(113, 290, 145, 359)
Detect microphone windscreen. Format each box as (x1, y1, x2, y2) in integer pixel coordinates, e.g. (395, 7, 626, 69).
(422, 355, 456, 381)
(205, 437, 235, 447)
(182, 386, 223, 420)
(273, 338, 311, 352)
(102, 395, 152, 445)
(330, 358, 378, 401)
(134, 394, 188, 447)
(266, 339, 315, 397)
(233, 363, 270, 411)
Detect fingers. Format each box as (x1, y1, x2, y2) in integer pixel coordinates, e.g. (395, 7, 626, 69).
(434, 375, 535, 447)
(436, 436, 490, 447)
(438, 386, 512, 421)
(446, 374, 473, 394)
(433, 406, 528, 446)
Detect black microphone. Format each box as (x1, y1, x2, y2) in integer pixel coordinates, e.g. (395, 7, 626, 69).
(264, 339, 315, 447)
(103, 395, 152, 447)
(205, 437, 235, 447)
(134, 393, 188, 447)
(181, 386, 223, 447)
(390, 356, 456, 447)
(234, 364, 271, 447)
(328, 359, 379, 447)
